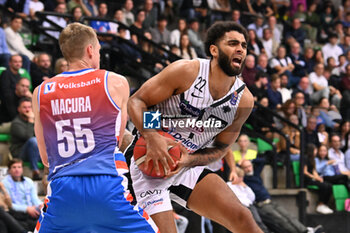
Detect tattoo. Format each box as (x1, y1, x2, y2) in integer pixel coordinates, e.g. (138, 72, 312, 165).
(189, 141, 229, 167)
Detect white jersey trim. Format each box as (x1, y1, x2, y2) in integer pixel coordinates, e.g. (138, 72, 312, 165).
(55, 68, 96, 77)
(104, 71, 121, 111)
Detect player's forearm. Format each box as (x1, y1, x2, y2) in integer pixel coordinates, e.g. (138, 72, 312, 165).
(188, 142, 229, 167)
(128, 97, 145, 131)
(127, 96, 157, 138)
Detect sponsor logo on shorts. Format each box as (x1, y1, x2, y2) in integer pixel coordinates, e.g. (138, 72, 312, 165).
(143, 198, 164, 208)
(143, 110, 161, 129)
(140, 189, 162, 198)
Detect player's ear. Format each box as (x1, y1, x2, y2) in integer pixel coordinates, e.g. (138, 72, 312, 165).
(210, 44, 218, 57)
(87, 44, 93, 58)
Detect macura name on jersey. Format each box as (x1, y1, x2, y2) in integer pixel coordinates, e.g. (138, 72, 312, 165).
(51, 96, 92, 116)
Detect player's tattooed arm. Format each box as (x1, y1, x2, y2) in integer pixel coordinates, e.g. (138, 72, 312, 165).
(184, 87, 254, 168)
(186, 141, 229, 167)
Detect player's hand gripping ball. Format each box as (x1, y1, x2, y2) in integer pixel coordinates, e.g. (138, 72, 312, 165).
(133, 131, 181, 177)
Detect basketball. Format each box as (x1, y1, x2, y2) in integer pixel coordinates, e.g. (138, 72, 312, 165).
(133, 131, 181, 177)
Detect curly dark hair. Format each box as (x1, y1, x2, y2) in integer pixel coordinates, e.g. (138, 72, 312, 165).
(204, 21, 249, 58)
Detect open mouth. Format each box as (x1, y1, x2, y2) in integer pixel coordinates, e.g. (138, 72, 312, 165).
(232, 57, 242, 66)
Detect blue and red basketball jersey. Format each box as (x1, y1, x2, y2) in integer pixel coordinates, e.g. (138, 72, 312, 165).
(38, 68, 127, 180)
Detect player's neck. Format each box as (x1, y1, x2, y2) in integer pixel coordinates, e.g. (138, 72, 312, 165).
(209, 60, 236, 100)
(67, 59, 95, 72)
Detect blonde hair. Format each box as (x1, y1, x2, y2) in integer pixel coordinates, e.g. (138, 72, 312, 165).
(236, 167, 244, 177)
(59, 23, 97, 62)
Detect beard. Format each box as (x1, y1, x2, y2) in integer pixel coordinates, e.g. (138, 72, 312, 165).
(217, 47, 245, 76)
(246, 170, 254, 176)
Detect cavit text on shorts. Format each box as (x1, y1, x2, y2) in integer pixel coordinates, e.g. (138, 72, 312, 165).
(140, 189, 162, 198)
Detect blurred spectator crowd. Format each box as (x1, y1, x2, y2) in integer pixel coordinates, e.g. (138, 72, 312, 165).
(1, 0, 350, 232)
(0, 0, 349, 190)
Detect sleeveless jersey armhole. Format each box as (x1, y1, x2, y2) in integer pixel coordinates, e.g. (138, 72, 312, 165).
(37, 84, 42, 112)
(104, 71, 121, 110)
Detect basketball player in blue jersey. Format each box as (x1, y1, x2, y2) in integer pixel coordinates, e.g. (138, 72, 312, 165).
(32, 23, 158, 233)
(127, 22, 263, 233)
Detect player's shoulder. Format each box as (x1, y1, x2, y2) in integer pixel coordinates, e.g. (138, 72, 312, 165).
(157, 59, 201, 95)
(239, 86, 254, 109)
(105, 71, 129, 87)
(33, 84, 40, 97)
(240, 85, 254, 106)
(234, 85, 254, 119)
(106, 71, 127, 81)
(33, 75, 57, 97)
(158, 59, 201, 93)
(165, 59, 200, 78)
(105, 71, 130, 100)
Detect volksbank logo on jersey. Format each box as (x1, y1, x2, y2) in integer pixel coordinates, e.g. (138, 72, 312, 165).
(143, 111, 161, 129)
(44, 82, 56, 94)
(58, 77, 101, 89)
